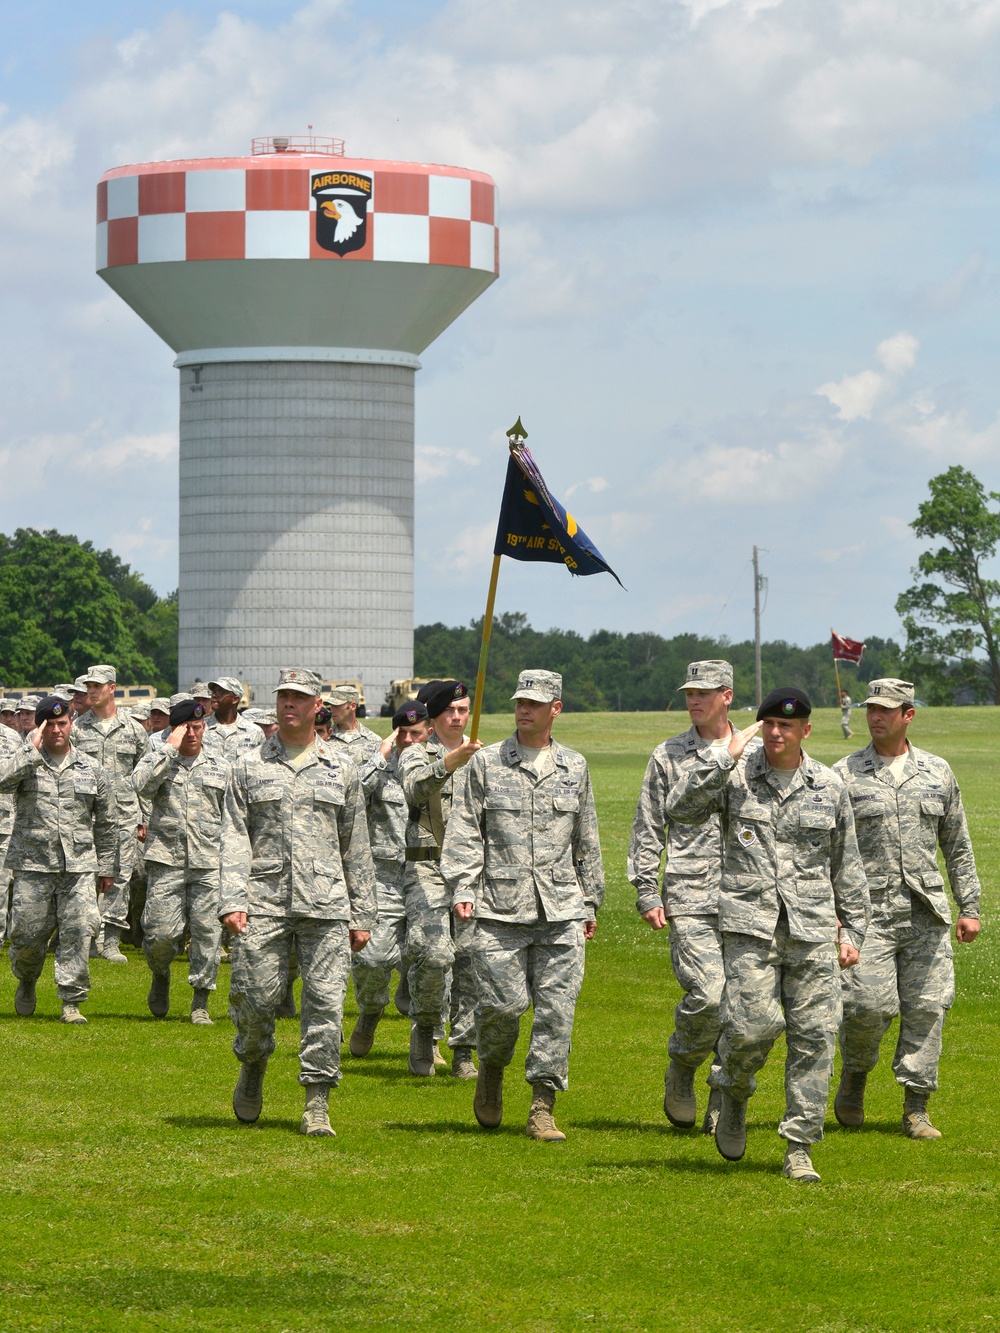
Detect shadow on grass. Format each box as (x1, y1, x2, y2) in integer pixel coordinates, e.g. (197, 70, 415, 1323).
(585, 1155, 779, 1176)
(826, 1119, 911, 1137)
(164, 1114, 303, 1136)
(385, 1119, 513, 1136)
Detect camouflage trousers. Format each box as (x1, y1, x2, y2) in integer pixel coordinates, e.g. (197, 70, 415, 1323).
(719, 921, 842, 1144)
(0, 827, 12, 948)
(229, 914, 351, 1086)
(473, 918, 586, 1093)
(667, 914, 724, 1084)
(142, 863, 223, 992)
(840, 903, 954, 1094)
(8, 872, 102, 1003)
(352, 912, 407, 1015)
(101, 825, 138, 931)
(404, 896, 477, 1049)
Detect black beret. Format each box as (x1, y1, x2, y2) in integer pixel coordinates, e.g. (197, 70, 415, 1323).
(757, 687, 812, 721)
(392, 701, 430, 729)
(415, 680, 442, 704)
(35, 695, 70, 725)
(420, 679, 469, 718)
(315, 705, 332, 726)
(169, 699, 208, 727)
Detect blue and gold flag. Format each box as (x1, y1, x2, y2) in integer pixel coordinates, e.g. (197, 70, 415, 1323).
(493, 444, 624, 586)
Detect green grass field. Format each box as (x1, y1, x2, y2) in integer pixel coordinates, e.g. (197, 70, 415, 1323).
(1, 708, 996, 1332)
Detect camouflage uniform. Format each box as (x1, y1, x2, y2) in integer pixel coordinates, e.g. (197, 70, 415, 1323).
(0, 744, 116, 1002)
(204, 712, 264, 763)
(132, 745, 230, 992)
(400, 735, 477, 1048)
(628, 724, 732, 1082)
(833, 741, 980, 1093)
(442, 734, 604, 1091)
(353, 746, 408, 1014)
(330, 722, 383, 770)
(219, 733, 377, 1085)
(666, 745, 869, 1144)
(72, 707, 149, 930)
(0, 723, 23, 945)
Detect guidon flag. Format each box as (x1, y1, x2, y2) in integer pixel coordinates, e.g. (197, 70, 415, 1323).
(831, 630, 865, 664)
(493, 440, 623, 586)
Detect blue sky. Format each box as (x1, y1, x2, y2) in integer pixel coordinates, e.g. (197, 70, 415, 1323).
(4, 0, 1000, 655)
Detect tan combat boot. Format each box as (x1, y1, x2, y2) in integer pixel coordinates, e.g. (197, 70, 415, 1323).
(526, 1085, 566, 1142)
(474, 1062, 504, 1128)
(408, 1022, 436, 1077)
(147, 972, 170, 1018)
(834, 1068, 867, 1127)
(233, 1058, 268, 1123)
(715, 1091, 747, 1161)
(14, 977, 36, 1017)
(300, 1084, 336, 1137)
(663, 1061, 697, 1128)
(101, 926, 128, 964)
(782, 1141, 821, 1182)
(451, 1046, 477, 1080)
(60, 1002, 87, 1025)
(191, 988, 212, 1025)
(349, 1008, 383, 1057)
(702, 1086, 723, 1136)
(902, 1088, 942, 1139)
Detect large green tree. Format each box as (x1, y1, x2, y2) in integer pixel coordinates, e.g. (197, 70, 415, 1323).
(895, 466, 1000, 704)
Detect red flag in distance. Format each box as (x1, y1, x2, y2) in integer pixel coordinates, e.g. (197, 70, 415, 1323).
(831, 630, 865, 664)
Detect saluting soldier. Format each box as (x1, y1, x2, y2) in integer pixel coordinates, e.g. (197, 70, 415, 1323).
(443, 670, 604, 1141)
(832, 679, 981, 1139)
(0, 696, 116, 1024)
(666, 687, 869, 1182)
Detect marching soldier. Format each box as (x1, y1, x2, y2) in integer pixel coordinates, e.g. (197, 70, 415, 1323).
(0, 696, 116, 1023)
(132, 697, 229, 1024)
(72, 665, 150, 962)
(399, 680, 482, 1078)
(832, 679, 981, 1138)
(348, 701, 433, 1059)
(219, 668, 376, 1136)
(628, 659, 735, 1133)
(443, 670, 604, 1141)
(666, 687, 869, 1182)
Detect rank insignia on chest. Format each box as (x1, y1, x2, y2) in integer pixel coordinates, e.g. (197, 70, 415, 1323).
(737, 825, 758, 848)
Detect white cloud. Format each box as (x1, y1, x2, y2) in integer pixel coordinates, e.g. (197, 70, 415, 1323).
(441, 522, 495, 577)
(565, 476, 610, 497)
(665, 428, 850, 503)
(816, 330, 918, 420)
(414, 445, 481, 484)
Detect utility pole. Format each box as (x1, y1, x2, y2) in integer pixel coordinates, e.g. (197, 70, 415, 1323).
(753, 545, 763, 707)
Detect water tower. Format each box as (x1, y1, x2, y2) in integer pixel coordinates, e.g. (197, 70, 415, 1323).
(96, 135, 498, 700)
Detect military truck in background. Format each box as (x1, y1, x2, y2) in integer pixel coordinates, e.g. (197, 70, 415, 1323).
(380, 677, 432, 717)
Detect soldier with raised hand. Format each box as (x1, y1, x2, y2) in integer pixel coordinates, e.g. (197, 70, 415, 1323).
(219, 668, 376, 1137)
(444, 670, 603, 1141)
(132, 697, 229, 1024)
(71, 665, 150, 962)
(666, 687, 870, 1183)
(399, 680, 482, 1078)
(832, 679, 981, 1140)
(204, 677, 261, 761)
(628, 659, 736, 1134)
(348, 701, 432, 1058)
(328, 685, 382, 769)
(0, 696, 116, 1024)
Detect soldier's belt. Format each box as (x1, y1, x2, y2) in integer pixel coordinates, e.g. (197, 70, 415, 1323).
(405, 847, 441, 862)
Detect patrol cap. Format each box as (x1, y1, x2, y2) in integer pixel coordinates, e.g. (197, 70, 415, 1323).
(72, 677, 89, 695)
(35, 695, 70, 725)
(82, 665, 116, 685)
(273, 668, 323, 697)
(676, 659, 733, 692)
(328, 684, 360, 705)
(757, 687, 811, 721)
(190, 684, 213, 700)
(511, 670, 562, 704)
(50, 684, 76, 702)
(0, 699, 15, 714)
(208, 676, 243, 697)
(129, 702, 151, 721)
(863, 678, 915, 709)
(169, 698, 207, 727)
(241, 707, 262, 723)
(420, 679, 470, 717)
(150, 698, 171, 714)
(392, 701, 430, 729)
(168, 692, 194, 708)
(18, 696, 40, 713)
(254, 708, 278, 726)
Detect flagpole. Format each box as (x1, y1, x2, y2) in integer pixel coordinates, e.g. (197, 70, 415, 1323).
(833, 654, 843, 705)
(469, 553, 501, 744)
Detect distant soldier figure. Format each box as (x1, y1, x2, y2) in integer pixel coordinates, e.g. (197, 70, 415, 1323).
(444, 670, 604, 1141)
(628, 660, 736, 1134)
(17, 698, 40, 738)
(328, 685, 382, 769)
(832, 679, 981, 1139)
(399, 680, 482, 1079)
(220, 668, 376, 1137)
(149, 698, 171, 736)
(0, 696, 116, 1024)
(69, 678, 91, 719)
(72, 665, 150, 962)
(0, 699, 20, 731)
(348, 701, 433, 1058)
(132, 698, 229, 1024)
(666, 687, 869, 1182)
(205, 677, 261, 762)
(840, 691, 854, 740)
